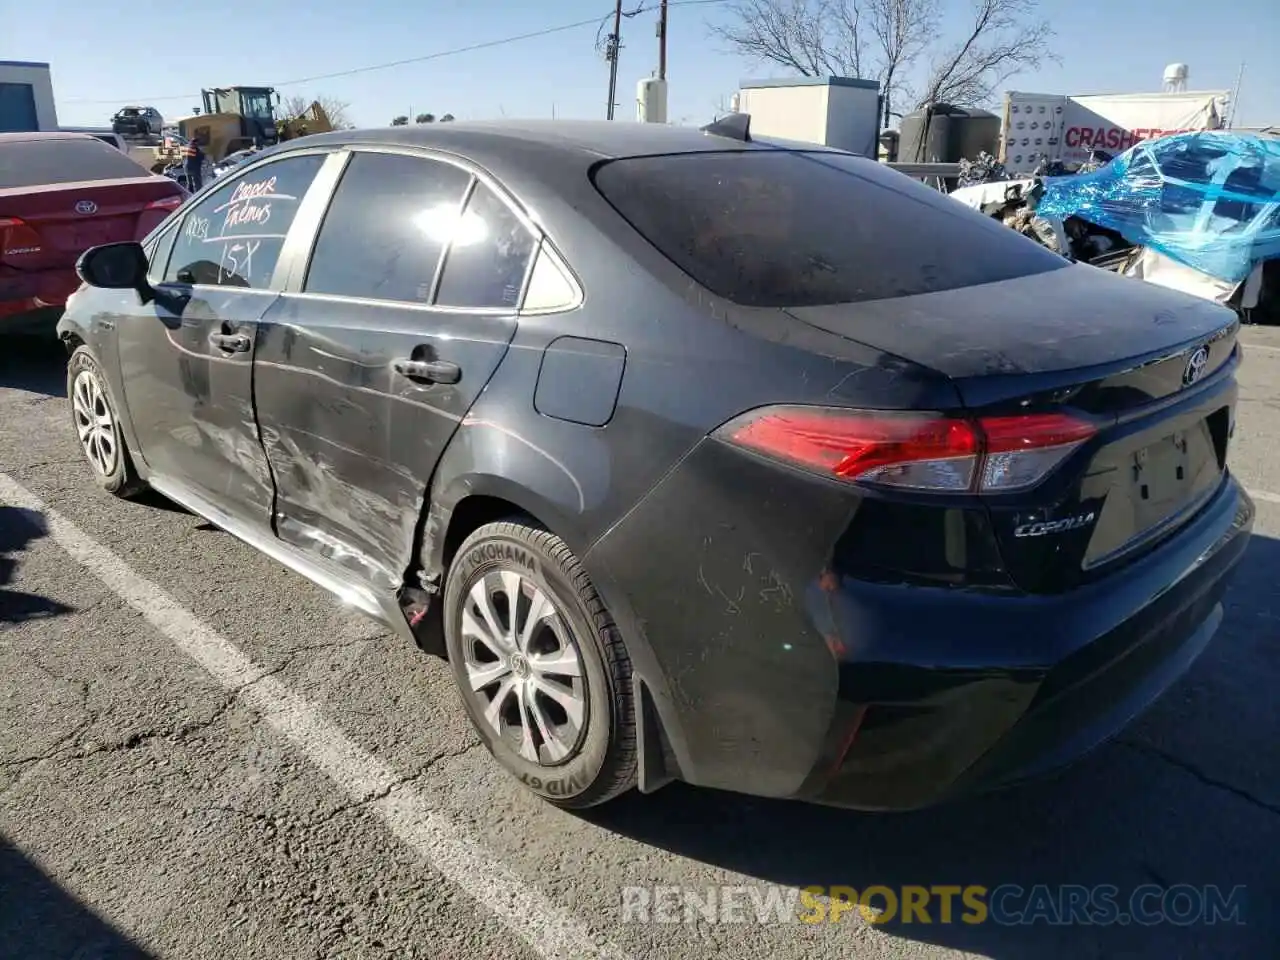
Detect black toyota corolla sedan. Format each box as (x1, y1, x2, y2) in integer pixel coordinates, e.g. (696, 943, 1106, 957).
(56, 117, 1254, 812)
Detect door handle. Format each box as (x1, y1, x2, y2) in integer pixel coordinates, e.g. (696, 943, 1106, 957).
(209, 332, 251, 353)
(393, 358, 461, 384)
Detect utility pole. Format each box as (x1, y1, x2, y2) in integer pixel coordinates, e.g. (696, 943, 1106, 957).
(657, 0, 668, 81)
(1227, 60, 1246, 129)
(605, 0, 624, 120)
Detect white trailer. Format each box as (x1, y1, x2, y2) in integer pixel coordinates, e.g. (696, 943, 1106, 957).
(735, 77, 880, 158)
(1000, 89, 1230, 175)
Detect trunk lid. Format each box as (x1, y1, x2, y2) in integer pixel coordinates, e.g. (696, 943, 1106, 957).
(1, 176, 180, 271)
(786, 262, 1241, 593)
(785, 261, 1237, 405)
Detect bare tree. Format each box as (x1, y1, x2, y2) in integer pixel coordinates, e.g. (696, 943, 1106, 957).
(710, 0, 1053, 125)
(864, 0, 935, 126)
(713, 0, 860, 78)
(918, 0, 1054, 107)
(281, 94, 353, 128)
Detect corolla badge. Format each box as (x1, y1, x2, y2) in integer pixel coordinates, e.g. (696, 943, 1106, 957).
(1013, 512, 1096, 538)
(74, 200, 98, 215)
(1183, 345, 1210, 386)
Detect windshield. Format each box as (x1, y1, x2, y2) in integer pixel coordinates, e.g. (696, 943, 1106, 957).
(592, 150, 1066, 308)
(0, 137, 148, 188)
(240, 91, 274, 120)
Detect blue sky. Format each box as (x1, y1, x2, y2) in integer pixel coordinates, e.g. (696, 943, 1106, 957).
(6, 0, 1277, 130)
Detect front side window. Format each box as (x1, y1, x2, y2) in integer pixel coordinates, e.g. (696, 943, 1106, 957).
(304, 151, 473, 303)
(164, 154, 325, 288)
(147, 223, 181, 282)
(592, 150, 1067, 308)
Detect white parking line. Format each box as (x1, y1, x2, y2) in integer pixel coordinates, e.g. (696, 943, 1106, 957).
(0, 473, 632, 960)
(1250, 488, 1280, 505)
(1245, 343, 1280, 356)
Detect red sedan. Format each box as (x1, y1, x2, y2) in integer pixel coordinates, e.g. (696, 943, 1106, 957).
(1, 131, 185, 330)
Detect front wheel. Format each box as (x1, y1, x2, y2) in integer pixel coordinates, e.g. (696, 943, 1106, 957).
(67, 347, 145, 498)
(442, 519, 638, 809)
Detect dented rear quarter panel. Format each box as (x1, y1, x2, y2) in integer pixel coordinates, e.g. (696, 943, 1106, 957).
(421, 254, 965, 791)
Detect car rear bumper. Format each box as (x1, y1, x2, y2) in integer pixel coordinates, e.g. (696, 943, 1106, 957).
(586, 440, 1254, 811)
(0, 268, 79, 322)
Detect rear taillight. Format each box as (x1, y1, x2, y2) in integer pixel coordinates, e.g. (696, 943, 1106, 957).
(146, 195, 184, 212)
(0, 217, 43, 257)
(716, 405, 1097, 494)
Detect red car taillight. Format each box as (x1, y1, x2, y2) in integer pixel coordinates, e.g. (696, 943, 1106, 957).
(0, 217, 43, 258)
(716, 405, 1097, 494)
(146, 195, 184, 212)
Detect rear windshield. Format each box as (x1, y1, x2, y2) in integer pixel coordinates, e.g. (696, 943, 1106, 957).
(0, 137, 147, 189)
(591, 150, 1067, 308)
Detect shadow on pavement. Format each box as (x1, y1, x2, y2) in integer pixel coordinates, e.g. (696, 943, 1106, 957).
(0, 838, 155, 959)
(594, 532, 1280, 959)
(128, 490, 192, 516)
(0, 506, 73, 624)
(0, 327, 67, 399)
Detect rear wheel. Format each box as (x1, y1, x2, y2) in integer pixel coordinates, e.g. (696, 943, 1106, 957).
(442, 519, 637, 809)
(67, 347, 144, 498)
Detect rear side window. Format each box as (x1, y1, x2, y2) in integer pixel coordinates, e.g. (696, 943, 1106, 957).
(304, 152, 473, 302)
(433, 182, 538, 309)
(592, 151, 1067, 308)
(0, 137, 148, 188)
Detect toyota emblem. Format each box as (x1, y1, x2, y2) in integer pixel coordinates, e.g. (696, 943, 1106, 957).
(74, 200, 98, 215)
(1183, 345, 1210, 386)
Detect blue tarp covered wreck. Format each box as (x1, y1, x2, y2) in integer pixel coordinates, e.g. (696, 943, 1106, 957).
(1034, 131, 1280, 285)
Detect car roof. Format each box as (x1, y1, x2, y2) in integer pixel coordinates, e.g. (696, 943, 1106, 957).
(293, 118, 818, 166)
(0, 131, 97, 144)
(259, 118, 866, 292)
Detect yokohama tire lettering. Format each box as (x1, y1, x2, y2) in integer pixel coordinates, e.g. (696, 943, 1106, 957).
(519, 770, 588, 796)
(467, 542, 538, 574)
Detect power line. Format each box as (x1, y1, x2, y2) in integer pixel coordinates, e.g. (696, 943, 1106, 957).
(64, 0, 730, 106)
(61, 14, 608, 104)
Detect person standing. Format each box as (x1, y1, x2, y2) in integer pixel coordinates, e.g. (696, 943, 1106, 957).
(183, 136, 206, 193)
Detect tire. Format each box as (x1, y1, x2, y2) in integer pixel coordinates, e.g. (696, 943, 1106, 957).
(443, 519, 637, 809)
(66, 346, 145, 498)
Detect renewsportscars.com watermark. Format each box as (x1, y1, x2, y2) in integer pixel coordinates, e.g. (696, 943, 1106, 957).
(620, 884, 1247, 927)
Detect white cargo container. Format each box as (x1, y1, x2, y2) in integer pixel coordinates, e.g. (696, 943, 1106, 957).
(736, 77, 880, 158)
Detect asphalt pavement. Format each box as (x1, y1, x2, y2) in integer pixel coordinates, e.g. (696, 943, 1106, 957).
(1, 327, 1278, 960)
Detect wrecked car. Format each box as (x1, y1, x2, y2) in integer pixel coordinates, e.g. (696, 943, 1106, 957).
(950, 132, 1280, 323)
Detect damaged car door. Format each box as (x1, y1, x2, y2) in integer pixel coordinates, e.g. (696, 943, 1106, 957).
(114, 151, 328, 522)
(251, 149, 534, 590)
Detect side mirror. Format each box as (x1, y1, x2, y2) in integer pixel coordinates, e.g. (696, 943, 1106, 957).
(76, 242, 155, 304)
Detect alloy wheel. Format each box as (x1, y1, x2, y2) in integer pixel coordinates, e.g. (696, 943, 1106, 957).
(72, 370, 119, 478)
(460, 570, 587, 765)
